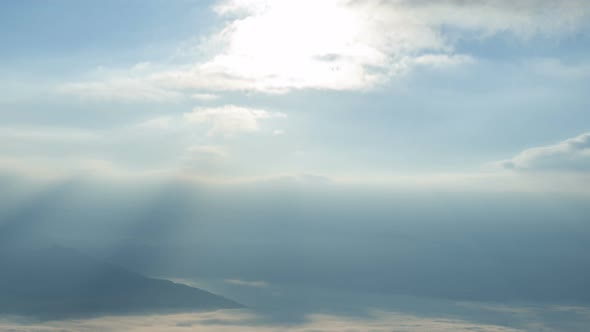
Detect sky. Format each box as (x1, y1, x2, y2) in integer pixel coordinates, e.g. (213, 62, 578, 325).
(1, 0, 590, 189)
(1, 1, 590, 331)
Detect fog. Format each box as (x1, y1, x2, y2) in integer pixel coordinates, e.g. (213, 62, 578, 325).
(1, 174, 589, 330)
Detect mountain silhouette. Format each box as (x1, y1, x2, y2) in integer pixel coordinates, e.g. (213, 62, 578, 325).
(0, 246, 242, 319)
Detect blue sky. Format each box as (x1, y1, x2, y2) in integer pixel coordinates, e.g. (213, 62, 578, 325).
(1, 0, 590, 192)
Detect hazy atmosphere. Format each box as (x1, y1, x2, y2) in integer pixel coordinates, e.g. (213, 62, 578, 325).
(1, 1, 590, 331)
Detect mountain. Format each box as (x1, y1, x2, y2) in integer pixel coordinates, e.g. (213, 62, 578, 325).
(0, 246, 242, 319)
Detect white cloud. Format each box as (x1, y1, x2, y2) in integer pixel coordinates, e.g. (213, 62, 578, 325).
(191, 93, 220, 101)
(148, 0, 466, 93)
(387, 0, 589, 36)
(58, 78, 183, 103)
(184, 105, 286, 136)
(412, 54, 475, 68)
(136, 116, 174, 130)
(186, 145, 228, 159)
(498, 132, 590, 172)
(58, 0, 590, 98)
(225, 279, 269, 288)
(0, 126, 99, 142)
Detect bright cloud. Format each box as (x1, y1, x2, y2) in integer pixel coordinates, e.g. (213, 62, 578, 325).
(184, 105, 286, 136)
(135, 0, 472, 93)
(498, 132, 590, 172)
(201, 0, 393, 92)
(58, 0, 590, 99)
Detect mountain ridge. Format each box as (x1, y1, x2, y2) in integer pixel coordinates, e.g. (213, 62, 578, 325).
(0, 246, 242, 320)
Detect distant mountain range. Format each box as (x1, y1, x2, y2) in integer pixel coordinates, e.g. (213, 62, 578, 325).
(0, 246, 242, 319)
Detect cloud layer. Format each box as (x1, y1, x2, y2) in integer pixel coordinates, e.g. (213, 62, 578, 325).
(499, 132, 590, 172)
(2, 304, 590, 332)
(0, 309, 525, 332)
